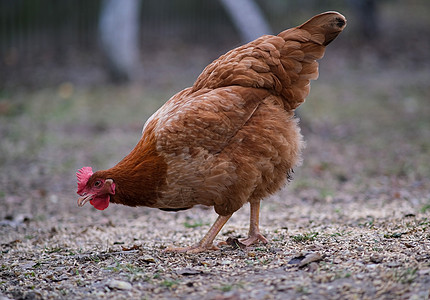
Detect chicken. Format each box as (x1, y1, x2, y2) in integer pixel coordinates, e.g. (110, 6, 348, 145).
(76, 12, 346, 253)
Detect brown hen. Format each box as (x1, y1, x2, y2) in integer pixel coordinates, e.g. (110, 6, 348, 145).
(77, 12, 346, 253)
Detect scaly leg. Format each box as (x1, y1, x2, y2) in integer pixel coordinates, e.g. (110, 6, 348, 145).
(240, 200, 268, 246)
(164, 214, 232, 253)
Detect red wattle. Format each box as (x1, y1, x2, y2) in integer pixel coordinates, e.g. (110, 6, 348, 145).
(90, 196, 110, 210)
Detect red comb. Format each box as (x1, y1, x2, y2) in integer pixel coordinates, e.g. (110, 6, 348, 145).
(77, 166, 93, 194)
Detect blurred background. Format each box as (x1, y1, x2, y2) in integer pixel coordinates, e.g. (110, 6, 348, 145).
(1, 0, 429, 219)
(2, 0, 429, 88)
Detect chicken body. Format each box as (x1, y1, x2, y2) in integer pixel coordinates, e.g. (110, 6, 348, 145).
(77, 12, 346, 252)
(142, 86, 302, 215)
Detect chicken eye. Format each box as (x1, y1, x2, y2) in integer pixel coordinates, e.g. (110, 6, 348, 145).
(94, 180, 102, 188)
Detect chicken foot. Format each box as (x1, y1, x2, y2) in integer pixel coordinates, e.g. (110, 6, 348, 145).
(240, 200, 268, 246)
(164, 214, 232, 253)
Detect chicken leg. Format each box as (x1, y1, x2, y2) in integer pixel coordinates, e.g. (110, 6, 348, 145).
(240, 200, 268, 246)
(164, 214, 232, 253)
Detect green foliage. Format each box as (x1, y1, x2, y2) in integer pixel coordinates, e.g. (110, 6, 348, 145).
(44, 247, 63, 254)
(160, 279, 179, 289)
(291, 232, 319, 243)
(420, 203, 430, 213)
(295, 285, 310, 294)
(216, 282, 243, 292)
(183, 217, 209, 228)
(219, 284, 233, 292)
(384, 232, 405, 239)
(392, 268, 418, 284)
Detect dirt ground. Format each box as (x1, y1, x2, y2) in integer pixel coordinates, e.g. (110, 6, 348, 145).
(1, 9, 430, 299)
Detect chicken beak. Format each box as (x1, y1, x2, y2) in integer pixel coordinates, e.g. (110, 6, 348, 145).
(77, 193, 93, 207)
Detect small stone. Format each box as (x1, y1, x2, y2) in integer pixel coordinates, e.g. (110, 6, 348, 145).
(225, 237, 246, 250)
(307, 262, 319, 272)
(93, 291, 106, 298)
(288, 252, 322, 268)
(404, 242, 415, 248)
(333, 257, 342, 264)
(199, 260, 212, 267)
(387, 262, 401, 268)
(141, 255, 156, 263)
(418, 268, 430, 275)
(299, 253, 322, 267)
(370, 255, 383, 264)
(107, 279, 132, 290)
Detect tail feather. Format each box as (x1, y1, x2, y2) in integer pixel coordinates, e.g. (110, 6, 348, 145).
(192, 11, 346, 110)
(298, 11, 347, 46)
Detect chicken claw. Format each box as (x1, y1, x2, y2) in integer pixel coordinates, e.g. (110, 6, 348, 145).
(240, 233, 268, 247)
(239, 200, 268, 247)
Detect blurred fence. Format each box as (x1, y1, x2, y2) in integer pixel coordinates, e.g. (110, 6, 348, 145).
(0, 0, 357, 60)
(0, 0, 233, 87)
(4, 0, 429, 88)
(0, 0, 351, 88)
(0, 0, 229, 63)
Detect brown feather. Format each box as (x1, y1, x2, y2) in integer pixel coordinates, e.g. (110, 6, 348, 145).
(87, 12, 346, 216)
(93, 121, 168, 207)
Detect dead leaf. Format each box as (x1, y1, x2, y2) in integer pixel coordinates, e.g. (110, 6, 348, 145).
(225, 237, 246, 250)
(288, 252, 322, 268)
(1, 239, 22, 247)
(176, 268, 202, 276)
(121, 244, 141, 251)
(288, 255, 306, 265)
(140, 255, 156, 263)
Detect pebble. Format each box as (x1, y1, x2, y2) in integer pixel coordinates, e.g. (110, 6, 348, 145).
(370, 255, 383, 264)
(307, 262, 319, 272)
(141, 255, 156, 263)
(299, 252, 322, 267)
(387, 262, 402, 268)
(107, 280, 132, 290)
(418, 268, 430, 275)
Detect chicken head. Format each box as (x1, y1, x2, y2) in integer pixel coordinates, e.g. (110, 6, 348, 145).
(76, 167, 116, 210)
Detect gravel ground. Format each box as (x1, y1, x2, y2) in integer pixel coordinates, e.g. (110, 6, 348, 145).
(1, 85, 430, 299)
(1, 183, 429, 299)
